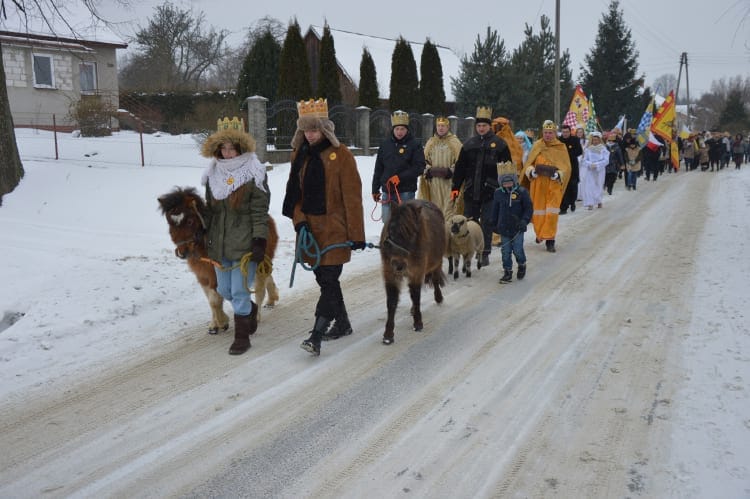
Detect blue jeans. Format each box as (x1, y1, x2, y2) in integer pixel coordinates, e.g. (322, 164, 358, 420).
(626, 171, 638, 188)
(500, 232, 526, 270)
(380, 190, 415, 224)
(215, 257, 257, 315)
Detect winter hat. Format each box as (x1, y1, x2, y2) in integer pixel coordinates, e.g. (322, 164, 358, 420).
(500, 173, 516, 185)
(201, 117, 256, 158)
(291, 98, 340, 149)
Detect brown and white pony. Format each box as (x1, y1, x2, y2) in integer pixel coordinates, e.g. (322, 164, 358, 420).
(379, 199, 446, 344)
(157, 186, 279, 333)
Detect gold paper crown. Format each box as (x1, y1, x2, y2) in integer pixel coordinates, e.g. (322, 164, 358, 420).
(476, 106, 492, 120)
(391, 110, 409, 127)
(297, 98, 329, 118)
(436, 116, 450, 126)
(496, 161, 516, 176)
(542, 120, 558, 130)
(217, 117, 245, 132)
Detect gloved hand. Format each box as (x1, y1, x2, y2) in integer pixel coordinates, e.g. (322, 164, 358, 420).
(445, 169, 453, 179)
(525, 166, 537, 179)
(450, 189, 460, 202)
(294, 221, 310, 233)
(350, 241, 367, 250)
(250, 238, 266, 263)
(372, 192, 381, 202)
(387, 175, 400, 186)
(424, 169, 433, 179)
(517, 223, 527, 233)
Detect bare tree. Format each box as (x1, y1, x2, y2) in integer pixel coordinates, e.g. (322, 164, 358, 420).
(119, 2, 228, 91)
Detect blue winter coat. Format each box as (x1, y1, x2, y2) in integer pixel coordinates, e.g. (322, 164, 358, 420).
(489, 182, 533, 237)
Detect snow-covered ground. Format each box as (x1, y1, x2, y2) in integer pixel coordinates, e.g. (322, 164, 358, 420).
(1, 129, 748, 498)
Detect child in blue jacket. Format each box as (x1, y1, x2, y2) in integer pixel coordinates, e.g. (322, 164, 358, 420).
(489, 173, 533, 283)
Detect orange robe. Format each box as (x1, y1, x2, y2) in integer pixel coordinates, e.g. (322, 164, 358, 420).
(523, 138, 571, 241)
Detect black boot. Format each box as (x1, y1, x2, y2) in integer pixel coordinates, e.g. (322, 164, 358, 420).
(517, 263, 526, 280)
(499, 269, 512, 284)
(301, 316, 331, 356)
(323, 307, 353, 341)
(229, 308, 255, 355)
(546, 240, 556, 253)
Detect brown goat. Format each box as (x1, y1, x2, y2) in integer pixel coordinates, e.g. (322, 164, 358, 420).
(379, 199, 446, 344)
(157, 186, 279, 333)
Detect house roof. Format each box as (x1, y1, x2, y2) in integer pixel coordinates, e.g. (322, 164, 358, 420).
(307, 26, 461, 102)
(0, 6, 127, 48)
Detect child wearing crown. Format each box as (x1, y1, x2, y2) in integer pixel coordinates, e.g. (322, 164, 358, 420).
(200, 117, 270, 355)
(283, 99, 366, 356)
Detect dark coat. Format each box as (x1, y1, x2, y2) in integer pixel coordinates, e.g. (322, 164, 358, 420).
(488, 183, 533, 237)
(372, 131, 425, 195)
(452, 133, 512, 203)
(559, 134, 583, 182)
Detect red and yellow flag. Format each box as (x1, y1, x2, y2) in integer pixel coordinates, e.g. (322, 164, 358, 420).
(651, 90, 676, 143)
(671, 141, 680, 171)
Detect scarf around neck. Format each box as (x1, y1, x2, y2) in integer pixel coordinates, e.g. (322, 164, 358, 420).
(201, 152, 267, 200)
(283, 138, 331, 217)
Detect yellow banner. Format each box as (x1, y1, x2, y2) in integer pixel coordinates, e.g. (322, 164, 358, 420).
(651, 91, 676, 143)
(567, 85, 589, 128)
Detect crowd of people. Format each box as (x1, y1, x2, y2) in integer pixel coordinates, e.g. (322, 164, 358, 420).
(199, 99, 748, 357)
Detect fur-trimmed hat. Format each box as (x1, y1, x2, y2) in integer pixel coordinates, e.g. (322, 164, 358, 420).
(200, 117, 256, 158)
(291, 98, 340, 149)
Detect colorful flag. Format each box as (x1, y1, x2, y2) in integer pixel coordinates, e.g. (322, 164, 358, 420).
(567, 85, 589, 128)
(651, 90, 676, 143)
(585, 94, 600, 134)
(636, 98, 654, 147)
(670, 141, 680, 170)
(562, 111, 578, 129)
(612, 115, 625, 132)
(646, 131, 662, 152)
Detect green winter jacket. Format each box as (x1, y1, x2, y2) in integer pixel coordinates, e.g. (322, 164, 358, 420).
(205, 180, 270, 262)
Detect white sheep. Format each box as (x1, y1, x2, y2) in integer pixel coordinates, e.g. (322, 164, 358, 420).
(445, 214, 484, 279)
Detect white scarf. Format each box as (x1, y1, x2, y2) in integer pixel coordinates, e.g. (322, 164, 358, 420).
(201, 152, 267, 200)
(587, 143, 605, 154)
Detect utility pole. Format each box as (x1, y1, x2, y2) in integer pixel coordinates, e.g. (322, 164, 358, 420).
(554, 0, 561, 125)
(675, 52, 691, 130)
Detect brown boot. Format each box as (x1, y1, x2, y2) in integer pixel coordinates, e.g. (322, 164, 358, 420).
(229, 310, 254, 355)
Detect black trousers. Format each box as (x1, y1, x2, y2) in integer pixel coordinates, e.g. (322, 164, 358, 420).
(313, 264, 344, 320)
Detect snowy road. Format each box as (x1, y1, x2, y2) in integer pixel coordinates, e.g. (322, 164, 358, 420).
(1, 168, 748, 498)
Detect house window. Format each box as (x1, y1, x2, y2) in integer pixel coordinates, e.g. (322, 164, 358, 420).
(80, 62, 97, 93)
(32, 53, 55, 88)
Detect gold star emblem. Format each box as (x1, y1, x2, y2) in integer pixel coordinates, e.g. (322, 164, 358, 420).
(329, 152, 337, 160)
(399, 148, 405, 154)
(226, 177, 234, 185)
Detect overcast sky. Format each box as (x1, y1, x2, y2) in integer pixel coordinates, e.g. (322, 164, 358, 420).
(100, 0, 750, 96)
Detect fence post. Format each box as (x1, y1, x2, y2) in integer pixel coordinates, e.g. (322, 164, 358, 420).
(246, 96, 268, 163)
(463, 116, 477, 141)
(421, 113, 434, 144)
(355, 106, 371, 156)
(448, 115, 459, 138)
(52, 114, 59, 160)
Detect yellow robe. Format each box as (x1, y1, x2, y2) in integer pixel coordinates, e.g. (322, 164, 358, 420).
(418, 132, 463, 219)
(523, 138, 572, 241)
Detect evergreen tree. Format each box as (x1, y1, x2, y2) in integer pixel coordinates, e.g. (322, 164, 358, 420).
(317, 24, 342, 104)
(418, 39, 445, 114)
(277, 19, 312, 101)
(388, 37, 419, 111)
(507, 15, 573, 129)
(579, 0, 642, 128)
(451, 27, 509, 117)
(717, 89, 750, 131)
(237, 29, 281, 104)
(358, 48, 380, 109)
